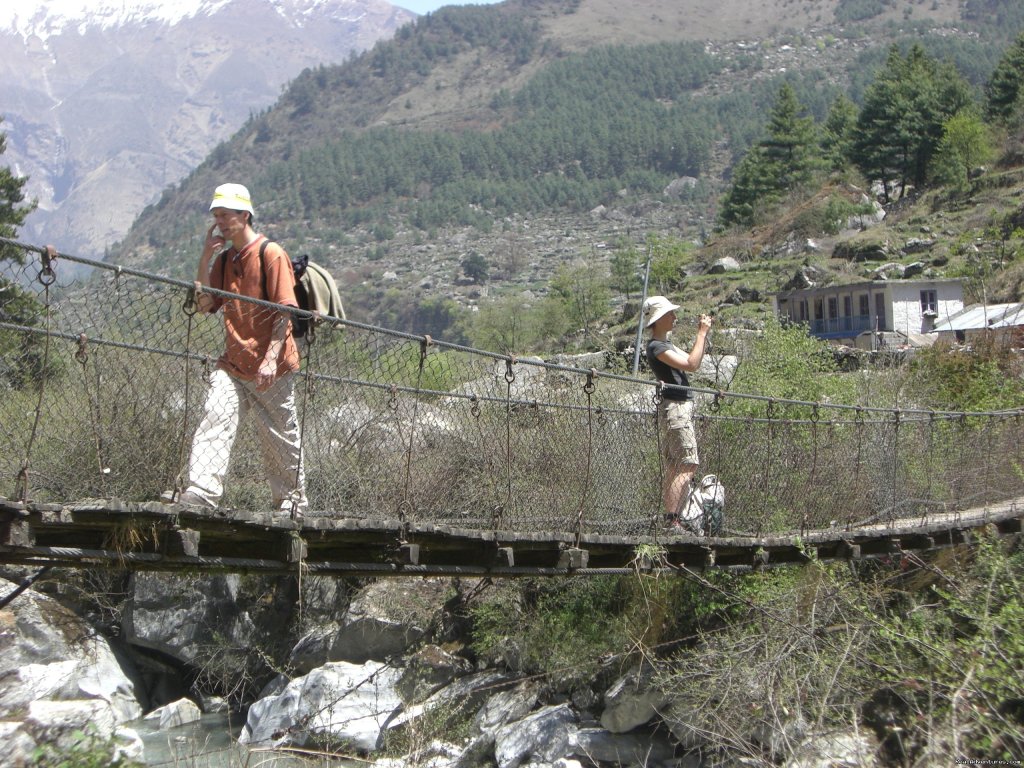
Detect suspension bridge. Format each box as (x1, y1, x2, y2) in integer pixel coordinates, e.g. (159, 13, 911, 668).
(1, 238, 1022, 578)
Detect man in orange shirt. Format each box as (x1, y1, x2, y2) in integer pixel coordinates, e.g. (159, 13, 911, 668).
(168, 183, 307, 517)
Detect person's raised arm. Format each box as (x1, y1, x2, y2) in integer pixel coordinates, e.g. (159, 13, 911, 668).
(656, 313, 713, 373)
(193, 223, 226, 313)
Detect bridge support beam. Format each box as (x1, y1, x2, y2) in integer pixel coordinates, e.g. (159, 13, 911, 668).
(282, 532, 308, 564)
(557, 547, 588, 570)
(493, 547, 514, 568)
(2, 519, 34, 548)
(398, 543, 420, 566)
(161, 528, 199, 558)
(838, 540, 861, 560)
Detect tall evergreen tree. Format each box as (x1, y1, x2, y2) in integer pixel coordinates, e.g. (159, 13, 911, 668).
(986, 32, 1024, 125)
(852, 44, 974, 201)
(1, 118, 44, 387)
(761, 82, 822, 190)
(718, 84, 822, 228)
(820, 95, 859, 172)
(0, 120, 36, 263)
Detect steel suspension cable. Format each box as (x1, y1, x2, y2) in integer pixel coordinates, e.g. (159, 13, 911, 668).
(14, 247, 57, 502)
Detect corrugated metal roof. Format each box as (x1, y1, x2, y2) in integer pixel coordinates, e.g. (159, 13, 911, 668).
(931, 303, 1024, 332)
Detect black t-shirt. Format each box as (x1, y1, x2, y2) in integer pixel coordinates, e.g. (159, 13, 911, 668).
(646, 338, 690, 401)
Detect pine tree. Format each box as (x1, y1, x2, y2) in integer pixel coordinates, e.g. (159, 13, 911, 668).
(852, 44, 973, 201)
(761, 82, 822, 190)
(1, 118, 44, 387)
(820, 95, 859, 172)
(986, 32, 1024, 125)
(0, 120, 37, 264)
(718, 83, 822, 228)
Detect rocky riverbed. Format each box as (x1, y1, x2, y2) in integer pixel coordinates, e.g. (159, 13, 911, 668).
(0, 567, 882, 767)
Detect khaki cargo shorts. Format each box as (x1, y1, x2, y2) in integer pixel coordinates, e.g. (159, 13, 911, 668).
(659, 399, 700, 467)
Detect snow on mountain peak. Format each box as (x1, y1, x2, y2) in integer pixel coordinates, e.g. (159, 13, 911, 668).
(1, 0, 357, 39)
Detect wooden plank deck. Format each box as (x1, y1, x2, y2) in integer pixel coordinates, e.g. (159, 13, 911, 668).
(1, 496, 1021, 577)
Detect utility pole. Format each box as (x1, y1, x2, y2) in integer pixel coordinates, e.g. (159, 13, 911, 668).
(632, 245, 653, 375)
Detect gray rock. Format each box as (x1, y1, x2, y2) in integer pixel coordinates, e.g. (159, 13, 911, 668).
(871, 262, 905, 280)
(396, 644, 475, 703)
(112, 726, 146, 764)
(693, 354, 739, 388)
(903, 260, 926, 278)
(494, 703, 578, 768)
(708, 256, 741, 274)
(0, 721, 37, 766)
(240, 660, 403, 752)
(781, 264, 829, 291)
(846, 198, 886, 230)
(571, 726, 676, 764)
(0, 587, 142, 724)
(833, 241, 890, 262)
(143, 697, 201, 730)
(784, 730, 880, 768)
(389, 670, 511, 731)
(903, 238, 935, 254)
(475, 680, 543, 735)
(123, 573, 257, 665)
(327, 579, 443, 664)
(600, 665, 670, 734)
(24, 699, 117, 754)
(664, 177, 698, 198)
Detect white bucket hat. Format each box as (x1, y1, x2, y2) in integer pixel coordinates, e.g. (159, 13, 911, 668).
(209, 183, 254, 215)
(643, 295, 680, 327)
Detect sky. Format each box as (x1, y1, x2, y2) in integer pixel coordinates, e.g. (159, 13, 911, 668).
(396, 0, 501, 15)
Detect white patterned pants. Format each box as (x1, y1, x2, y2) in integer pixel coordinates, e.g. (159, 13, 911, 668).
(186, 368, 307, 511)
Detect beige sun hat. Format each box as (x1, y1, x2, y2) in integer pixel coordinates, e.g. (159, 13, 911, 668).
(209, 183, 254, 215)
(643, 295, 680, 327)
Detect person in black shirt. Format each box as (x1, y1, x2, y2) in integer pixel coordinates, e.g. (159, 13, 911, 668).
(643, 295, 713, 529)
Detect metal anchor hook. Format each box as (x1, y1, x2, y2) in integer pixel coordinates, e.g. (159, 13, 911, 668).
(38, 246, 57, 286)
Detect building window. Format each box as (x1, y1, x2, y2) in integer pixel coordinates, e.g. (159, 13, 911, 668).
(859, 294, 869, 316)
(920, 289, 938, 314)
(844, 296, 852, 317)
(814, 299, 824, 320)
(828, 297, 838, 318)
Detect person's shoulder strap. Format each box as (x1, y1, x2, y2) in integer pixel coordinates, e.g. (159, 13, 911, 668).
(217, 250, 228, 289)
(257, 238, 273, 301)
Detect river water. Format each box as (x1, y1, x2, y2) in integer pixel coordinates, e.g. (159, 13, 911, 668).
(133, 712, 362, 767)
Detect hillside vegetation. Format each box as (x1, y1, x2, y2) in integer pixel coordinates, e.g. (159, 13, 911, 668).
(107, 0, 1024, 349)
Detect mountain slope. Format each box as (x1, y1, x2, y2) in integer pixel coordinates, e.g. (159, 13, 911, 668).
(0, 0, 414, 258)
(105, 0, 1023, 332)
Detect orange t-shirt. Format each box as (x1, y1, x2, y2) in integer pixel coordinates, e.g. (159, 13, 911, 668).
(209, 236, 300, 380)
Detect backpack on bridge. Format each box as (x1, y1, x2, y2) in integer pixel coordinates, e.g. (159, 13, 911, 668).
(684, 474, 725, 536)
(219, 239, 345, 339)
(283, 251, 345, 338)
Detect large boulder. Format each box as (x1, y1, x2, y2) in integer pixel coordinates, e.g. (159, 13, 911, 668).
(494, 703, 578, 768)
(0, 585, 143, 724)
(570, 726, 677, 765)
(785, 730, 880, 767)
(239, 660, 403, 752)
(143, 697, 202, 730)
(122, 573, 258, 664)
(599, 665, 670, 734)
(388, 670, 511, 731)
(474, 680, 543, 735)
(290, 579, 449, 668)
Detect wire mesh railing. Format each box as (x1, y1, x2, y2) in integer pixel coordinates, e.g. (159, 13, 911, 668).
(2, 237, 1023, 541)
